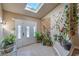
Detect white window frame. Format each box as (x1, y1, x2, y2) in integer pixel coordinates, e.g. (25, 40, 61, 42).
(26, 26, 30, 38)
(18, 25, 21, 39)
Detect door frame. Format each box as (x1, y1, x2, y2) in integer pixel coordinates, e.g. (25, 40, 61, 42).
(14, 18, 37, 48)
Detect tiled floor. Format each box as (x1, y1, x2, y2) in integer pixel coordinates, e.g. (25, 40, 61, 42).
(16, 43, 58, 56)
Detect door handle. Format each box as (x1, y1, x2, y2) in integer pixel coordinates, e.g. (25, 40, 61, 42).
(23, 32, 24, 36)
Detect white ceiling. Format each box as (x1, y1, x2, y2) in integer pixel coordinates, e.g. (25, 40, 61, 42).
(2, 3, 59, 19)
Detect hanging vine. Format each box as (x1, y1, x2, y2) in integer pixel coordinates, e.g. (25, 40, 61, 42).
(69, 3, 78, 36)
(62, 4, 78, 36)
(64, 4, 70, 35)
(54, 4, 79, 42)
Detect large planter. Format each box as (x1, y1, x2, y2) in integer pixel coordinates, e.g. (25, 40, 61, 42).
(63, 43, 71, 50)
(42, 41, 46, 46)
(46, 42, 53, 46)
(42, 40, 53, 46)
(37, 40, 42, 43)
(62, 41, 71, 50)
(2, 44, 14, 54)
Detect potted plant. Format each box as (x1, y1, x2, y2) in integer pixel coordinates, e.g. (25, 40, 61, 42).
(35, 32, 42, 43)
(61, 35, 72, 51)
(42, 34, 53, 46)
(42, 34, 47, 45)
(2, 34, 16, 53)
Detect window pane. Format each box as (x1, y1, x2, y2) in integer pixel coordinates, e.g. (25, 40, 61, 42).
(18, 25, 21, 39)
(26, 26, 30, 38)
(25, 3, 43, 13)
(34, 26, 36, 36)
(26, 3, 41, 11)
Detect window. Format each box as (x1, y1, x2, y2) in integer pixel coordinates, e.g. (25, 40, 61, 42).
(33, 26, 36, 36)
(18, 25, 21, 39)
(26, 26, 30, 38)
(25, 3, 44, 13)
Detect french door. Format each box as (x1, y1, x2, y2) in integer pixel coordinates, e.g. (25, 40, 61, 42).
(15, 20, 37, 48)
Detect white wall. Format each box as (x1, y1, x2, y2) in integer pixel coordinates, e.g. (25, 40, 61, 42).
(0, 4, 3, 41)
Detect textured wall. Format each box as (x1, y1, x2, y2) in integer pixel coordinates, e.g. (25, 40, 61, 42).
(3, 11, 41, 35)
(50, 4, 65, 40)
(42, 4, 65, 41)
(42, 4, 69, 55)
(41, 18, 51, 33)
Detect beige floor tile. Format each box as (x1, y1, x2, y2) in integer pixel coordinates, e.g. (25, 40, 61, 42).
(16, 43, 58, 56)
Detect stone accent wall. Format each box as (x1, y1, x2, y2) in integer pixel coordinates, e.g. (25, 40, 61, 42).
(42, 4, 69, 55)
(50, 4, 65, 40)
(41, 18, 51, 34)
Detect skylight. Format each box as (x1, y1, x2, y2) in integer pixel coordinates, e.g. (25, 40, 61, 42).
(25, 3, 43, 13)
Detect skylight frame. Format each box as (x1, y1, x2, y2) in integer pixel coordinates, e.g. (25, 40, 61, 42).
(25, 3, 44, 13)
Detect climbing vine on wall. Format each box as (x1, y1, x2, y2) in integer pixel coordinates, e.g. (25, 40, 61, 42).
(53, 4, 79, 42)
(69, 3, 78, 36)
(62, 4, 78, 36)
(63, 4, 70, 35)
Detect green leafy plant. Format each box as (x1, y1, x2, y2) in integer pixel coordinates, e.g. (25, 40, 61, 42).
(2, 34, 16, 48)
(42, 33, 53, 46)
(53, 4, 71, 46)
(65, 4, 78, 36)
(35, 32, 42, 43)
(53, 34, 58, 41)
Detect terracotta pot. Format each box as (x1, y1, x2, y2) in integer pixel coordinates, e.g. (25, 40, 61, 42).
(70, 31, 75, 36)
